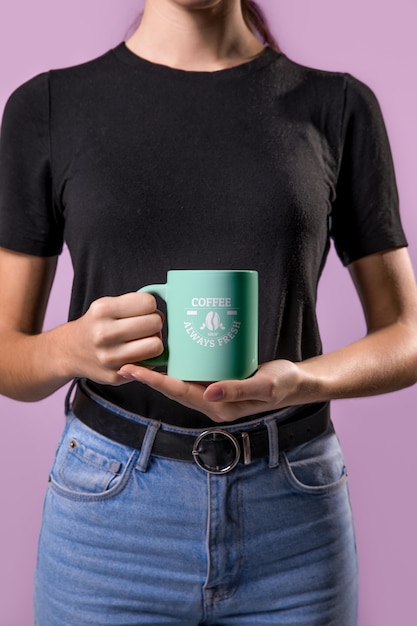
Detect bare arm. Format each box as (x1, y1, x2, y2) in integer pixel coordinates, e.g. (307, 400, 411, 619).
(286, 247, 417, 399)
(119, 247, 417, 422)
(0, 247, 164, 401)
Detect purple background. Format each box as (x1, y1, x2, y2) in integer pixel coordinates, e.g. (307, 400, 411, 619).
(0, 1, 416, 624)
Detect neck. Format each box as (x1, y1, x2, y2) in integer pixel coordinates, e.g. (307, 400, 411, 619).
(126, 0, 265, 71)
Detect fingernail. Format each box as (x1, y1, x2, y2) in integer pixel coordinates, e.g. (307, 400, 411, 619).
(206, 387, 224, 402)
(118, 371, 137, 381)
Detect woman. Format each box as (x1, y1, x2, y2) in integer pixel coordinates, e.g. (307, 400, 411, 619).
(0, 1, 416, 624)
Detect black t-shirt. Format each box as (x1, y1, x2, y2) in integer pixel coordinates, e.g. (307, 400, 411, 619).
(0, 43, 407, 427)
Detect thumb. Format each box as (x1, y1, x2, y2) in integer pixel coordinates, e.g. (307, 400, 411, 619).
(203, 377, 262, 403)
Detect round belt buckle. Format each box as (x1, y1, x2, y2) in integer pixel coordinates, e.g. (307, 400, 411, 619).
(192, 429, 241, 475)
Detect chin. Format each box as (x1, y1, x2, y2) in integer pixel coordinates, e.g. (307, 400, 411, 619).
(170, 0, 226, 9)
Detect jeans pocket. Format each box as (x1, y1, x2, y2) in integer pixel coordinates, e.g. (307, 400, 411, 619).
(281, 426, 348, 495)
(57, 439, 122, 493)
(49, 415, 138, 501)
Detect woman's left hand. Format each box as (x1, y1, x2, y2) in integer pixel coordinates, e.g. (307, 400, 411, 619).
(118, 249, 417, 423)
(118, 360, 303, 422)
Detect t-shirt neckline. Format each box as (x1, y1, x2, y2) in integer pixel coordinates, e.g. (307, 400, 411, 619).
(112, 41, 281, 80)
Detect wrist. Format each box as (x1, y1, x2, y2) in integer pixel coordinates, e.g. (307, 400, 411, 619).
(284, 360, 326, 406)
(39, 320, 81, 383)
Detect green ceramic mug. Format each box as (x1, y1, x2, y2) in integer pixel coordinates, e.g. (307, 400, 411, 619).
(138, 270, 258, 381)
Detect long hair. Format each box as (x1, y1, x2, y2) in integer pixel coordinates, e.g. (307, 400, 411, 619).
(241, 1, 280, 52)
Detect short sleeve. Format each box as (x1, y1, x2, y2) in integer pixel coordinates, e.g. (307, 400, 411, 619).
(330, 73, 407, 266)
(0, 73, 64, 256)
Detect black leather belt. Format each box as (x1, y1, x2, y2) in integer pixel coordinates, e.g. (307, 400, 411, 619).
(70, 382, 330, 475)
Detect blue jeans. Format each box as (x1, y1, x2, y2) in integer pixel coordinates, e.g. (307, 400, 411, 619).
(34, 398, 358, 625)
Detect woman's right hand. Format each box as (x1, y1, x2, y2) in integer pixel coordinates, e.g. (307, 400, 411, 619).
(68, 292, 164, 385)
(0, 246, 164, 400)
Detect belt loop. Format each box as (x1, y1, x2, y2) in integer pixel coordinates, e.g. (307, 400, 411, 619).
(241, 432, 252, 465)
(136, 420, 161, 473)
(266, 418, 279, 468)
(64, 378, 80, 415)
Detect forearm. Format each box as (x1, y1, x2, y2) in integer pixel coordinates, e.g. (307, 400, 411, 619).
(0, 323, 77, 402)
(0, 292, 164, 402)
(119, 250, 417, 423)
(294, 321, 417, 405)
(117, 318, 417, 424)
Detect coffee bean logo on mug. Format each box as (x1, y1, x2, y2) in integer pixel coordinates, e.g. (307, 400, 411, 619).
(184, 295, 239, 348)
(138, 270, 258, 381)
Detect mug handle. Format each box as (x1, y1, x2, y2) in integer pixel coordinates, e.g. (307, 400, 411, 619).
(137, 284, 169, 367)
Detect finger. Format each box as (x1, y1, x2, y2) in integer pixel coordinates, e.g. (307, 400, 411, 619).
(98, 313, 163, 345)
(118, 366, 270, 422)
(91, 292, 158, 320)
(203, 374, 271, 404)
(118, 336, 165, 364)
(115, 292, 159, 317)
(118, 365, 207, 406)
